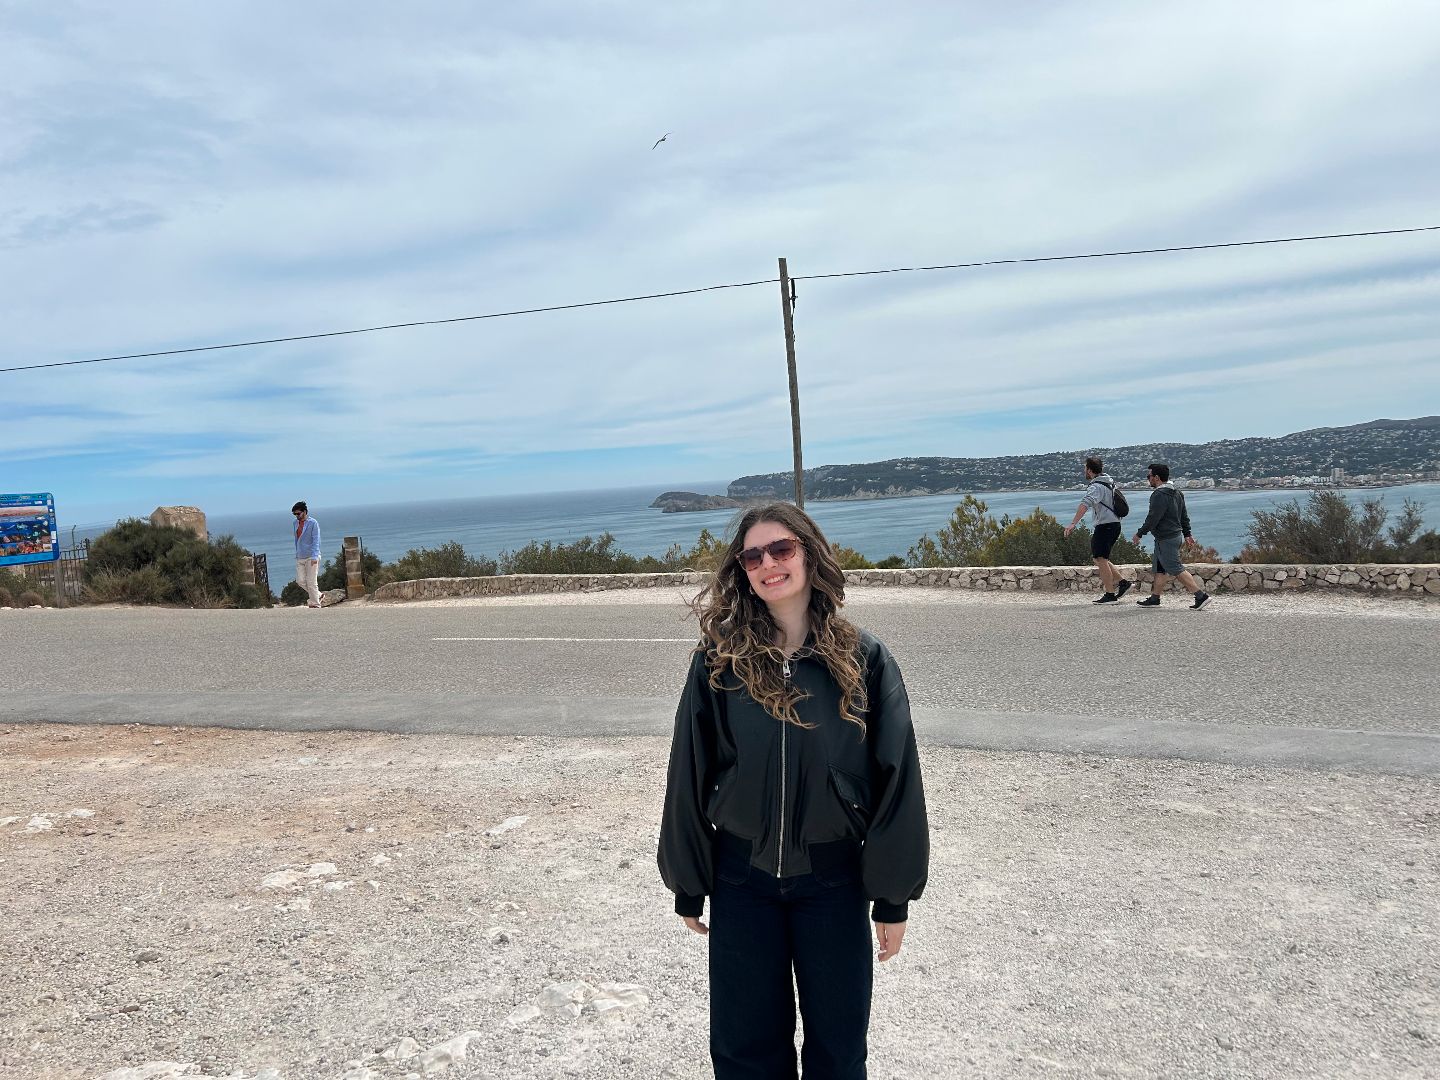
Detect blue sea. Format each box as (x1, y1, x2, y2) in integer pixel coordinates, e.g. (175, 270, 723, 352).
(59, 481, 1440, 580)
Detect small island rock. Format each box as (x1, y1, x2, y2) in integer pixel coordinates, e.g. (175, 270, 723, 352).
(649, 491, 745, 513)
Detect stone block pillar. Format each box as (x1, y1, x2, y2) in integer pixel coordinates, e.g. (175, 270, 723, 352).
(150, 506, 207, 540)
(343, 536, 366, 599)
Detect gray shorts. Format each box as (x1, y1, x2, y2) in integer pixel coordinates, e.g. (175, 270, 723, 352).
(1153, 535, 1185, 576)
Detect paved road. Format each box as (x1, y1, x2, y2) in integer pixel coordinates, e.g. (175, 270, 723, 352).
(4, 591, 1438, 774)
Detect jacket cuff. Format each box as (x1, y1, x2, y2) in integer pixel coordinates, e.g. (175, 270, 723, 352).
(674, 893, 705, 918)
(871, 899, 908, 924)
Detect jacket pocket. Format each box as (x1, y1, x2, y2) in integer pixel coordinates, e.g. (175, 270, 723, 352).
(828, 764, 873, 832)
(809, 836, 862, 888)
(705, 765, 738, 826)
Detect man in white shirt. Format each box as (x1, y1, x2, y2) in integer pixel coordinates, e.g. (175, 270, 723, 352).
(291, 500, 322, 609)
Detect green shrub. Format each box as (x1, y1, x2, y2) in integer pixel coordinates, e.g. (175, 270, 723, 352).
(85, 519, 196, 578)
(499, 533, 645, 575)
(908, 496, 1003, 567)
(82, 520, 258, 606)
(1180, 538, 1223, 564)
(1239, 492, 1431, 564)
(906, 499, 1151, 568)
(376, 541, 496, 584)
(280, 581, 308, 607)
(872, 555, 907, 570)
(19, 590, 44, 607)
(979, 508, 1093, 566)
(160, 534, 249, 605)
(830, 544, 874, 570)
(84, 566, 170, 604)
(0, 586, 11, 607)
(1397, 530, 1440, 562)
(0, 568, 37, 599)
(677, 529, 728, 572)
(233, 584, 267, 609)
(0, 568, 54, 606)
(319, 544, 387, 590)
(631, 543, 686, 573)
(1109, 534, 1152, 565)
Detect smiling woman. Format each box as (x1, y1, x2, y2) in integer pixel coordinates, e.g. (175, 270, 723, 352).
(659, 501, 929, 1078)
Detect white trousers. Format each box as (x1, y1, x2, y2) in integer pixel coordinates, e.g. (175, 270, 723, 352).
(295, 559, 321, 607)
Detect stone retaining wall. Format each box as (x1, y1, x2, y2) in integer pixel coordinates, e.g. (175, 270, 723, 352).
(846, 564, 1440, 596)
(371, 572, 708, 602)
(369, 564, 1440, 602)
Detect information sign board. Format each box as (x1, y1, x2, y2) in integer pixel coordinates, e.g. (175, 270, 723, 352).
(0, 493, 60, 566)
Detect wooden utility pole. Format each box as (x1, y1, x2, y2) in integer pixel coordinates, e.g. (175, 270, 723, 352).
(778, 257, 804, 507)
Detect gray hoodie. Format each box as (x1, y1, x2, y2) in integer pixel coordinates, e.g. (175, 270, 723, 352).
(1081, 473, 1122, 526)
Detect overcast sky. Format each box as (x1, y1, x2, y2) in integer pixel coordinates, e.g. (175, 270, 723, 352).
(4, 1, 1439, 523)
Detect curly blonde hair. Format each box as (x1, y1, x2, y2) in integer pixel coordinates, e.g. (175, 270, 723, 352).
(690, 502, 867, 735)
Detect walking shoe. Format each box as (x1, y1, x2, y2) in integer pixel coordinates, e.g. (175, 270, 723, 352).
(1136, 595, 1161, 607)
(1093, 593, 1118, 604)
(1192, 590, 1211, 610)
(1115, 580, 1132, 599)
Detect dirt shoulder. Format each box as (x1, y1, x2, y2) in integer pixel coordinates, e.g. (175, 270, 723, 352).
(1, 723, 1436, 1080)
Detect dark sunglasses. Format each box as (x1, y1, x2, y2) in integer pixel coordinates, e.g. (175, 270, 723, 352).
(737, 537, 800, 571)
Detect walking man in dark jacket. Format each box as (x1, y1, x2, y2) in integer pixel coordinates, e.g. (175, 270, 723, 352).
(1131, 463, 1211, 609)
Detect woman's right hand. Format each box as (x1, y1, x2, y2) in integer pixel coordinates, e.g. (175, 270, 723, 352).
(682, 916, 709, 936)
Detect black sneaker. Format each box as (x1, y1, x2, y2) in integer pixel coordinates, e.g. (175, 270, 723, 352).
(1136, 595, 1161, 607)
(1093, 593, 1118, 604)
(1192, 590, 1211, 610)
(1115, 580, 1132, 600)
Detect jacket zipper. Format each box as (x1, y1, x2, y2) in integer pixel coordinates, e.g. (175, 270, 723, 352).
(778, 658, 790, 877)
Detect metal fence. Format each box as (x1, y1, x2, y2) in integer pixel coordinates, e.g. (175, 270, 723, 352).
(10, 542, 89, 606)
(253, 552, 270, 599)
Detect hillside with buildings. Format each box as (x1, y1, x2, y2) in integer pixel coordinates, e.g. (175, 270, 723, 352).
(727, 416, 1440, 501)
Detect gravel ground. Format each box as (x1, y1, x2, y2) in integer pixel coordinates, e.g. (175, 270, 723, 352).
(2, 723, 1436, 1080)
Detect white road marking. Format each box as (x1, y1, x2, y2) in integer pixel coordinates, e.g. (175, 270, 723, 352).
(432, 636, 696, 643)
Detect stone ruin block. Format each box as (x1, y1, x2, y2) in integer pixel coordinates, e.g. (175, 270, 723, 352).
(150, 505, 207, 540)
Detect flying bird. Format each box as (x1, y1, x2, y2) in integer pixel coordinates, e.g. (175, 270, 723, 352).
(652, 132, 670, 150)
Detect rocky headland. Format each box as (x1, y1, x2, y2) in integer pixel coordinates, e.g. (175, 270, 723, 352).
(648, 491, 747, 513)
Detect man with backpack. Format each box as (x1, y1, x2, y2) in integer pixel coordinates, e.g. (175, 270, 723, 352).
(1064, 456, 1131, 604)
(1131, 463, 1211, 610)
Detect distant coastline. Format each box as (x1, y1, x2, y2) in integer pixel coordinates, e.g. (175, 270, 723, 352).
(725, 416, 1440, 504)
(651, 480, 1434, 513)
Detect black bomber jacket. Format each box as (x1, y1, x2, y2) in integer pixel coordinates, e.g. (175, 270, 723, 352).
(657, 630, 929, 923)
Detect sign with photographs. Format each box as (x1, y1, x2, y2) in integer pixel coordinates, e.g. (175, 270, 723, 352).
(0, 493, 59, 566)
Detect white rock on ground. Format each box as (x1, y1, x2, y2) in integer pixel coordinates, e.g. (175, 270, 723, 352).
(588, 982, 650, 1016)
(380, 1036, 420, 1061)
(257, 870, 306, 891)
(483, 814, 529, 837)
(25, 814, 54, 833)
(95, 1064, 196, 1080)
(415, 1030, 480, 1074)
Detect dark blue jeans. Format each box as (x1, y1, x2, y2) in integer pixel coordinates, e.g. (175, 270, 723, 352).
(709, 832, 873, 1079)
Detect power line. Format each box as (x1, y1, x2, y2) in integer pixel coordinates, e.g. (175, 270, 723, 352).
(4, 224, 1437, 375)
(0, 278, 777, 375)
(791, 225, 1440, 282)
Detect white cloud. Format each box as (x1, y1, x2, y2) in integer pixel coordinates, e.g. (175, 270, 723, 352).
(2, 1, 1439, 515)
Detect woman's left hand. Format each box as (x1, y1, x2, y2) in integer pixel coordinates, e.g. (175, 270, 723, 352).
(874, 921, 907, 962)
